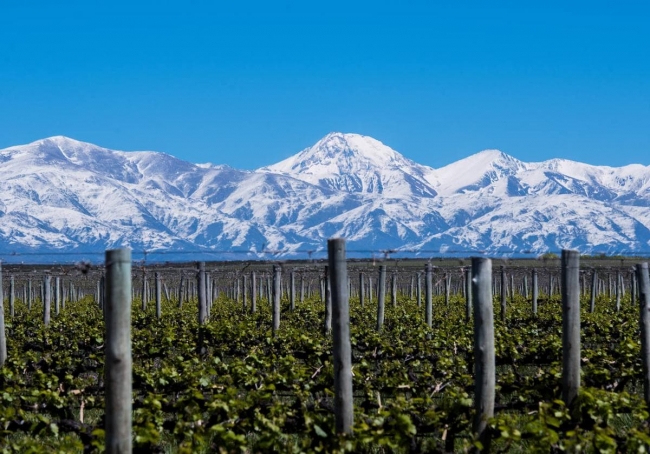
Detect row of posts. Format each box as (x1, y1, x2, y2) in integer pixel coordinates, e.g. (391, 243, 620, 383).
(103, 248, 650, 451)
(2, 250, 650, 452)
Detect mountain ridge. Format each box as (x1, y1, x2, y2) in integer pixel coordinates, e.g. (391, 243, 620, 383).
(1, 133, 649, 262)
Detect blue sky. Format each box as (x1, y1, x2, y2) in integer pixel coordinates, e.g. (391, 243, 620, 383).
(1, 1, 648, 169)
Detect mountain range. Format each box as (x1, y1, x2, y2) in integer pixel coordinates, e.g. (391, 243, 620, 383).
(1, 132, 649, 262)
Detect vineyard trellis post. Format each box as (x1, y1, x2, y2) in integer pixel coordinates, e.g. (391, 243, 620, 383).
(198, 262, 207, 324)
(590, 269, 598, 313)
(155, 272, 162, 319)
(561, 250, 581, 407)
(425, 264, 432, 331)
(273, 265, 281, 335)
(417, 272, 422, 307)
(243, 274, 248, 313)
(532, 269, 538, 315)
(359, 272, 365, 307)
(444, 272, 450, 306)
(44, 274, 51, 327)
(163, 280, 170, 303)
(465, 266, 472, 321)
(10, 275, 15, 318)
(0, 261, 5, 367)
(636, 263, 650, 405)
(251, 271, 257, 314)
(324, 266, 332, 333)
(616, 270, 621, 312)
(377, 265, 386, 331)
(290, 270, 295, 311)
(328, 238, 354, 434)
(104, 248, 132, 454)
(141, 269, 147, 312)
(55, 277, 61, 316)
(524, 274, 529, 299)
(472, 257, 494, 450)
(500, 266, 506, 322)
(178, 274, 185, 309)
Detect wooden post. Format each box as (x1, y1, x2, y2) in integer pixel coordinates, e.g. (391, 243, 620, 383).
(0, 262, 5, 366)
(636, 263, 650, 405)
(206, 274, 212, 318)
(532, 269, 538, 315)
(590, 269, 598, 313)
(523, 274, 529, 298)
(391, 273, 397, 307)
(251, 271, 257, 314)
(155, 272, 162, 318)
(300, 274, 305, 303)
(242, 275, 248, 312)
(55, 277, 61, 316)
(163, 281, 170, 303)
(236, 277, 241, 304)
(328, 239, 353, 434)
(616, 270, 621, 312)
(472, 257, 494, 449)
(561, 250, 581, 407)
(417, 272, 422, 307)
(631, 270, 637, 307)
(44, 275, 51, 326)
(273, 265, 281, 335)
(425, 264, 433, 329)
(141, 270, 147, 312)
(178, 274, 185, 308)
(324, 266, 332, 333)
(359, 272, 365, 307)
(444, 272, 450, 306)
(197, 262, 207, 324)
(410, 275, 415, 300)
(104, 248, 132, 454)
(290, 270, 295, 311)
(465, 266, 472, 321)
(377, 265, 386, 331)
(500, 266, 506, 322)
(10, 275, 15, 318)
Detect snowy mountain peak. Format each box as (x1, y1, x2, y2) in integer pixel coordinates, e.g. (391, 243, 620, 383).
(264, 132, 437, 197)
(267, 132, 410, 174)
(428, 148, 527, 195)
(1, 134, 650, 260)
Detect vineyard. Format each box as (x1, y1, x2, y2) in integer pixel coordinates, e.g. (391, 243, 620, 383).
(1, 250, 650, 453)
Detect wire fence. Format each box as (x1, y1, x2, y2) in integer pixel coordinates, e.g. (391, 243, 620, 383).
(2, 246, 650, 264)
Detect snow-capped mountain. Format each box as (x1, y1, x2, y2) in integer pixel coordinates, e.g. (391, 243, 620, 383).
(0, 133, 649, 262)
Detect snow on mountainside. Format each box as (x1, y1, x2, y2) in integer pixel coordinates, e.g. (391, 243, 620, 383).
(265, 133, 437, 198)
(0, 133, 649, 261)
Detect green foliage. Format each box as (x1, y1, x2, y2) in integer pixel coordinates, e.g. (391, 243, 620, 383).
(0, 286, 648, 452)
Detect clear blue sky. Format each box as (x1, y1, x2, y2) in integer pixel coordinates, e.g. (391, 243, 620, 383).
(1, 1, 648, 169)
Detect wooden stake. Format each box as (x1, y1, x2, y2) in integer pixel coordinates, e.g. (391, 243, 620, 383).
(104, 249, 132, 454)
(472, 257, 494, 450)
(328, 239, 353, 434)
(561, 250, 581, 407)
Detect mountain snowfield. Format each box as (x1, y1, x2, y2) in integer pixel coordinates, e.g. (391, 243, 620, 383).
(0, 132, 649, 262)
